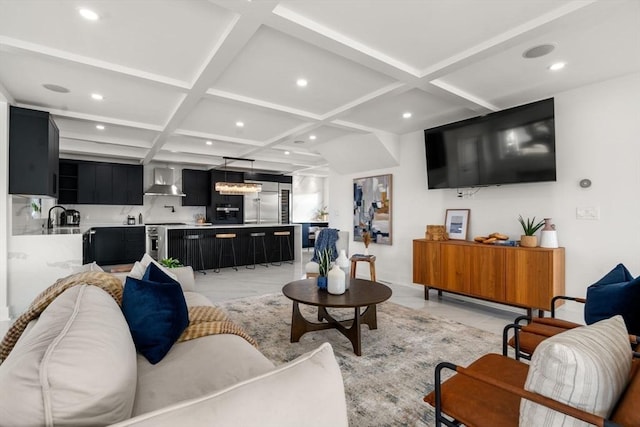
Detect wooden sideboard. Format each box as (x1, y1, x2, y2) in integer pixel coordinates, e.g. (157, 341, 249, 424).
(412, 239, 565, 313)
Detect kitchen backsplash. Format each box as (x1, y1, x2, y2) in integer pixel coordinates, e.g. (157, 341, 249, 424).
(11, 195, 204, 235)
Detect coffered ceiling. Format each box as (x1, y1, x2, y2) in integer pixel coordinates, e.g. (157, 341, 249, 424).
(0, 0, 638, 176)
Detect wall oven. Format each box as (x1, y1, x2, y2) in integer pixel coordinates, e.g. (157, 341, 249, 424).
(145, 222, 186, 260)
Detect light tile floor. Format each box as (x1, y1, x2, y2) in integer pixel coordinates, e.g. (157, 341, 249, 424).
(195, 252, 528, 336)
(1, 253, 581, 338)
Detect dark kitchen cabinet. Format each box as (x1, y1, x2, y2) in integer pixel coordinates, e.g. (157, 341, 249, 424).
(182, 169, 210, 206)
(77, 162, 111, 204)
(60, 159, 143, 205)
(112, 164, 143, 205)
(9, 106, 59, 197)
(84, 226, 145, 266)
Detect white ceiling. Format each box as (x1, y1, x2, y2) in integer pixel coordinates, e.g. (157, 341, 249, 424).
(1, 0, 638, 176)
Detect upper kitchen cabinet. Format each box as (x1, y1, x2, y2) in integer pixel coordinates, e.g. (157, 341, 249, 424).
(182, 169, 211, 206)
(9, 106, 59, 198)
(58, 159, 143, 205)
(112, 164, 143, 205)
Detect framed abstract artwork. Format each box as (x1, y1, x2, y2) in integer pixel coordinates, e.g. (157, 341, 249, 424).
(445, 209, 470, 240)
(353, 174, 392, 245)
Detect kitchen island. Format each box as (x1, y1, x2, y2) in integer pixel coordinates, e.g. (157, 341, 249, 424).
(157, 224, 302, 270)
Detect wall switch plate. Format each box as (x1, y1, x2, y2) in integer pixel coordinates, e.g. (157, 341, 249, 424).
(576, 207, 599, 220)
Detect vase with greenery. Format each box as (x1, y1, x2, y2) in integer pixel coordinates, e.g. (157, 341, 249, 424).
(518, 215, 544, 248)
(362, 230, 372, 255)
(159, 257, 183, 268)
(315, 206, 329, 221)
(316, 248, 331, 290)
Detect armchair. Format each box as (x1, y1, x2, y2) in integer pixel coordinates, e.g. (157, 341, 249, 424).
(426, 316, 640, 427)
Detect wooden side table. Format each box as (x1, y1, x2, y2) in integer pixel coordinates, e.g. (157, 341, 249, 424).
(350, 254, 376, 282)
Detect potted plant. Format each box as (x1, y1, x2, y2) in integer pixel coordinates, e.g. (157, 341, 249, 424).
(159, 257, 183, 268)
(518, 215, 544, 248)
(316, 248, 332, 290)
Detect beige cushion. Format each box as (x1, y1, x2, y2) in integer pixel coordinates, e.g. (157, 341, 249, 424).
(112, 343, 348, 427)
(183, 291, 213, 307)
(129, 253, 178, 282)
(0, 285, 137, 426)
(73, 261, 105, 273)
(132, 334, 275, 416)
(520, 315, 632, 426)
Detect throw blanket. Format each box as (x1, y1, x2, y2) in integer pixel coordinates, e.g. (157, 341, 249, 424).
(0, 271, 256, 364)
(311, 228, 340, 263)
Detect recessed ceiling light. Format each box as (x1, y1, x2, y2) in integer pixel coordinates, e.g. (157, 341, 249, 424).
(548, 62, 566, 71)
(309, 135, 316, 140)
(96, 124, 105, 130)
(91, 93, 103, 101)
(236, 121, 244, 128)
(206, 140, 213, 145)
(284, 151, 290, 155)
(522, 44, 555, 59)
(402, 112, 412, 119)
(296, 78, 308, 87)
(42, 83, 70, 93)
(79, 8, 99, 21)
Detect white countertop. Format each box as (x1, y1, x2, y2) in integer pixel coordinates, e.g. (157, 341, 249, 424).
(159, 223, 300, 230)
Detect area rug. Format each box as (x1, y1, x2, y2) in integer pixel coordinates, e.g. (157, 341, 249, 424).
(219, 293, 504, 426)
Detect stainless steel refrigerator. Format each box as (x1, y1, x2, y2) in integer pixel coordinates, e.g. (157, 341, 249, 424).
(244, 181, 292, 224)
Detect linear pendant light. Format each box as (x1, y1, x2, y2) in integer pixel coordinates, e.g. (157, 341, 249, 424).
(215, 157, 262, 195)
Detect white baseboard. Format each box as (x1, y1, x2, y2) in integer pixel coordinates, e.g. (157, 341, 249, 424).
(0, 305, 10, 322)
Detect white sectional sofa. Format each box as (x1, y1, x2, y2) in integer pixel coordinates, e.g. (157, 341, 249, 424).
(0, 266, 348, 426)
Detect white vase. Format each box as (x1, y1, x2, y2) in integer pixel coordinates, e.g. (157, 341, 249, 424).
(540, 230, 558, 248)
(327, 264, 346, 295)
(336, 249, 350, 289)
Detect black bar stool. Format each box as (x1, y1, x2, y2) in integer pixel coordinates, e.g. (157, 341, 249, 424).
(214, 233, 238, 273)
(271, 230, 293, 266)
(183, 233, 206, 274)
(246, 232, 269, 269)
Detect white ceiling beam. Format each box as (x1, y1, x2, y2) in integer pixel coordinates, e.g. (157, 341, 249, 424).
(60, 132, 152, 149)
(172, 129, 263, 147)
(205, 88, 323, 121)
(0, 36, 190, 91)
(142, 1, 280, 164)
(17, 104, 164, 132)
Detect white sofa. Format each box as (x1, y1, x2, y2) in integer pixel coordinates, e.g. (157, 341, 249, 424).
(0, 266, 348, 426)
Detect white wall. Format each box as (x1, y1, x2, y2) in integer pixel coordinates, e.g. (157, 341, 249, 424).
(0, 101, 10, 320)
(328, 73, 640, 298)
(292, 175, 327, 222)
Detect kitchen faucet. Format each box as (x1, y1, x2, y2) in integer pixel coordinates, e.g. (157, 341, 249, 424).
(164, 205, 175, 213)
(47, 205, 67, 229)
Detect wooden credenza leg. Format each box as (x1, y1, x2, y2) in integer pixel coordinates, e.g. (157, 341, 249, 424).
(424, 286, 429, 300)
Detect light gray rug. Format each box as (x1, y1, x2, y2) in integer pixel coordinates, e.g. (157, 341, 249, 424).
(219, 293, 503, 427)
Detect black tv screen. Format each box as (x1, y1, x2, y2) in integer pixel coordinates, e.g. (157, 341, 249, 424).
(425, 98, 556, 189)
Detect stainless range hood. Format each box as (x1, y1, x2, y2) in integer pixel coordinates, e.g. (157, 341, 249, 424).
(144, 168, 186, 197)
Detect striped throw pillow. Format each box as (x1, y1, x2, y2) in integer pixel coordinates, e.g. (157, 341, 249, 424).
(520, 315, 632, 426)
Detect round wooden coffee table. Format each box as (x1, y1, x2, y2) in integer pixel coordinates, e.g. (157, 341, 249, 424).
(282, 278, 392, 356)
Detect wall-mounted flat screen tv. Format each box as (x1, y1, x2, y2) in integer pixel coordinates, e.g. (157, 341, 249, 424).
(424, 98, 556, 189)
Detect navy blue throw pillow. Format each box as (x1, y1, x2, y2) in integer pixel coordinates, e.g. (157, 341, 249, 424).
(584, 263, 640, 334)
(122, 264, 189, 364)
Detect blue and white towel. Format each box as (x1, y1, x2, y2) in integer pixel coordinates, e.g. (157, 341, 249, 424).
(311, 228, 339, 263)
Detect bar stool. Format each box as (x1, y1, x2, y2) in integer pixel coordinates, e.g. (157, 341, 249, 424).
(214, 233, 238, 273)
(271, 230, 293, 266)
(183, 233, 206, 274)
(350, 254, 376, 282)
(246, 232, 269, 269)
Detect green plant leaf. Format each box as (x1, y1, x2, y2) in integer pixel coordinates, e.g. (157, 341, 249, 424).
(518, 215, 545, 236)
(159, 257, 183, 268)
